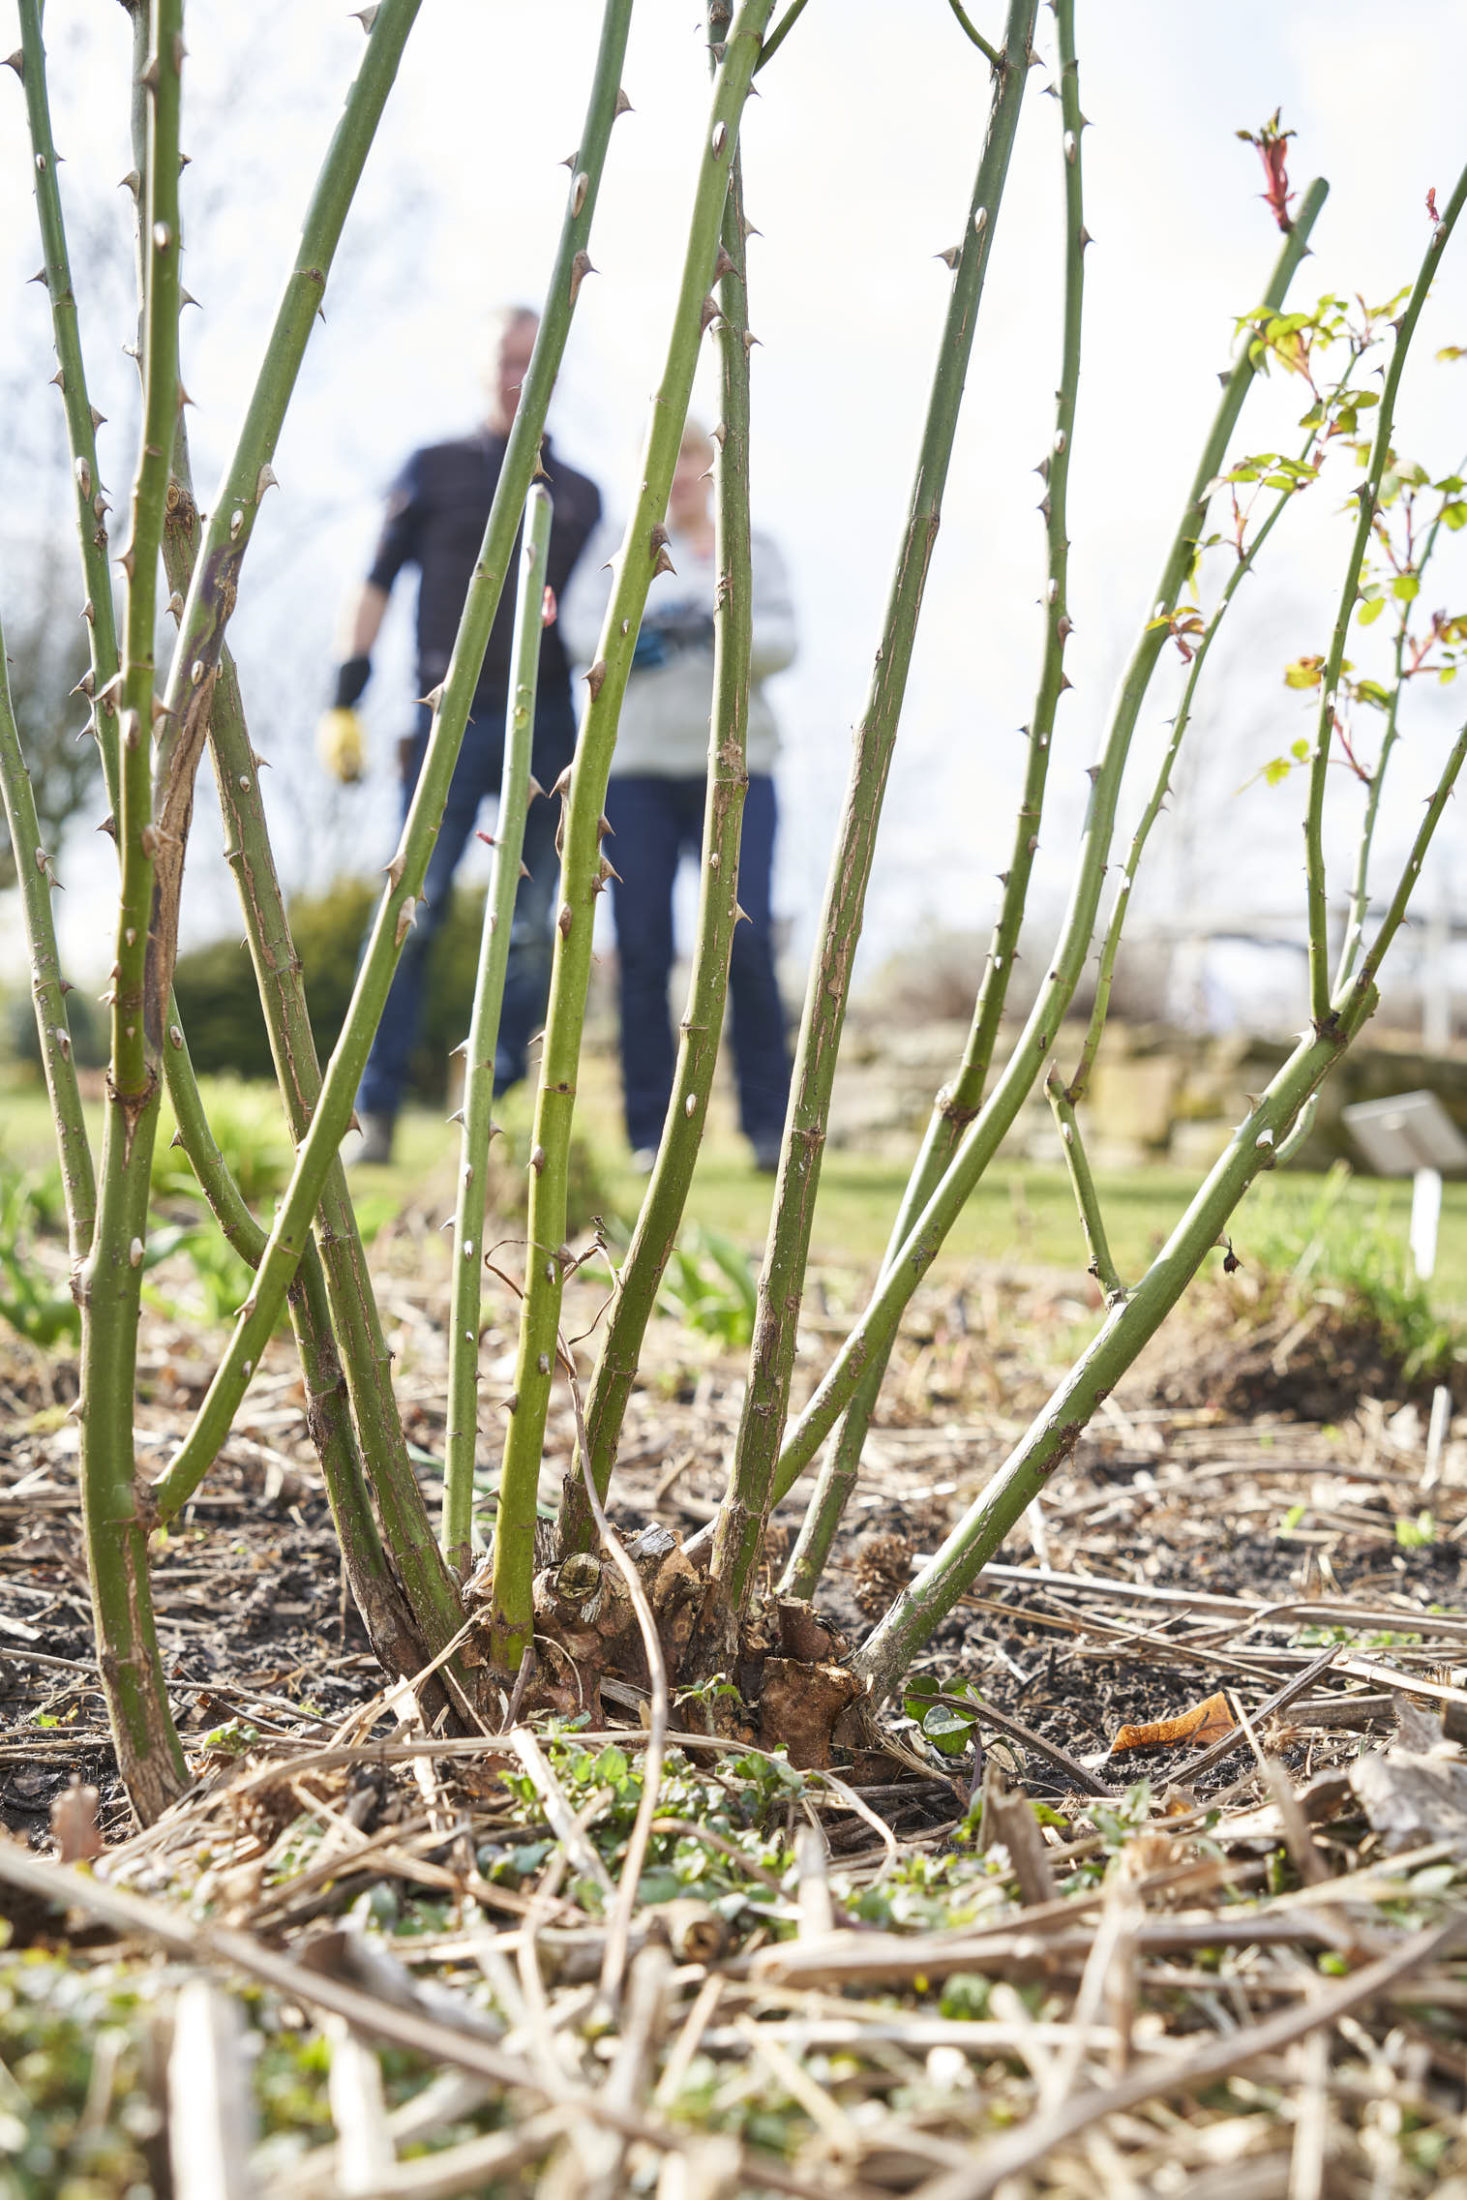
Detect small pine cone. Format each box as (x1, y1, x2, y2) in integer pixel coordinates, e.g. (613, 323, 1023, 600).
(853, 1530, 913, 1618)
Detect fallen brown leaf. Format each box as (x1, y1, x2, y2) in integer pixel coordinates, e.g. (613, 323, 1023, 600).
(1111, 1692, 1236, 1756)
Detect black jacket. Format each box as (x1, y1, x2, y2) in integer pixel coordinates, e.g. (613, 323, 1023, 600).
(367, 431, 602, 714)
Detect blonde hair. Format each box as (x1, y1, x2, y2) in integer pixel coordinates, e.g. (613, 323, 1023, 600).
(679, 417, 714, 467)
(477, 305, 539, 385)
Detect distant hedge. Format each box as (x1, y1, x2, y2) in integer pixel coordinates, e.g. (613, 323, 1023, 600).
(172, 875, 487, 1101)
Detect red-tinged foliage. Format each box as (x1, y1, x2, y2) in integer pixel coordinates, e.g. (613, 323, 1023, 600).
(1237, 108, 1296, 233)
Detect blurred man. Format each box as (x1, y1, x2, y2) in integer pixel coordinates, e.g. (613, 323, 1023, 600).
(321, 306, 601, 1164)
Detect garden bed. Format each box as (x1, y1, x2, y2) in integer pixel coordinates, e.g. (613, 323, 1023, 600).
(4, 1245, 1467, 2194)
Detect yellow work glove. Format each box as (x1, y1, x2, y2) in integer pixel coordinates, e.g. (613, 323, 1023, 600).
(317, 706, 366, 784)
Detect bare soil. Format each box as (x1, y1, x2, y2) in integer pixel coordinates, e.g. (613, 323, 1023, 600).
(3, 1251, 1463, 1839)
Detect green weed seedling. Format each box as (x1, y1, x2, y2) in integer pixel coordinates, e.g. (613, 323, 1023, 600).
(0, 1157, 192, 1344)
(657, 1223, 760, 1351)
(151, 1077, 293, 1210)
(1092, 1780, 1155, 1854)
(1297, 1623, 1423, 1649)
(172, 1228, 257, 1328)
(0, 1952, 161, 2194)
(903, 1671, 981, 1760)
(0, 1156, 78, 1345)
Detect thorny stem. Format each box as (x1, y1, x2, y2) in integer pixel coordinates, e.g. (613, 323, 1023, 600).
(29, 0, 406, 1684)
(77, 0, 187, 1823)
(945, 0, 1086, 1117)
(1045, 1068, 1123, 1300)
(1068, 382, 1354, 1110)
(859, 1061, 1346, 1701)
(145, 0, 424, 1055)
(1304, 159, 1467, 1031)
(946, 0, 1003, 68)
(0, 619, 95, 1260)
(560, 118, 757, 1559)
(1334, 474, 1460, 993)
(488, 0, 776, 1672)
(120, 0, 444, 1662)
(768, 182, 1327, 1514)
(291, 1238, 431, 1687)
(1334, 722, 1467, 1019)
(443, 486, 552, 1577)
(24, 0, 244, 1277)
(151, 0, 635, 1531)
(116, 0, 434, 1688)
(159, 483, 435, 1687)
(859, 717, 1467, 1700)
(213, 677, 457, 1678)
(1269, 1093, 1317, 1170)
(168, 1006, 427, 1688)
(557, 1342, 668, 2010)
(757, 0, 811, 69)
(113, 0, 182, 1109)
(1335, 619, 1411, 997)
(15, 0, 123, 816)
(714, 0, 1040, 1617)
(781, 0, 1077, 1601)
(161, 1029, 263, 1265)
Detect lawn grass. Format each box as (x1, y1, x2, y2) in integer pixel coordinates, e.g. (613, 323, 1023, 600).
(4, 1049, 1465, 1309)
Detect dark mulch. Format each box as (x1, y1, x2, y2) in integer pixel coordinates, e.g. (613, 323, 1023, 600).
(4, 1252, 1465, 1842)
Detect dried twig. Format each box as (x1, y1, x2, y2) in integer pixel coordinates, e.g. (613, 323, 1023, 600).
(507, 1726, 615, 1895)
(325, 2014, 395, 2190)
(983, 1787, 1058, 1907)
(167, 1976, 257, 2200)
(1167, 1644, 1339, 1785)
(795, 1821, 834, 1939)
(922, 1679, 1115, 1796)
(560, 1331, 670, 2007)
(912, 1911, 1467, 2200)
(1287, 2025, 1332, 2200)
(582, 1942, 674, 2200)
(277, 2112, 568, 2200)
(654, 1974, 725, 2110)
(0, 1839, 828, 2193)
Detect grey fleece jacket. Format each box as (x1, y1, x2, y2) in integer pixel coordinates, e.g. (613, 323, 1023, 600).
(561, 520, 797, 777)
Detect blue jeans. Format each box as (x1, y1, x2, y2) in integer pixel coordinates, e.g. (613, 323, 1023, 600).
(603, 772, 789, 1151)
(357, 695, 571, 1120)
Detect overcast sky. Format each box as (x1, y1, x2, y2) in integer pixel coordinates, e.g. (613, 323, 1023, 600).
(2, 0, 1465, 1021)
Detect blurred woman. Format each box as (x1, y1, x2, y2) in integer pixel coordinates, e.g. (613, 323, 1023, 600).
(567, 420, 797, 1171)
